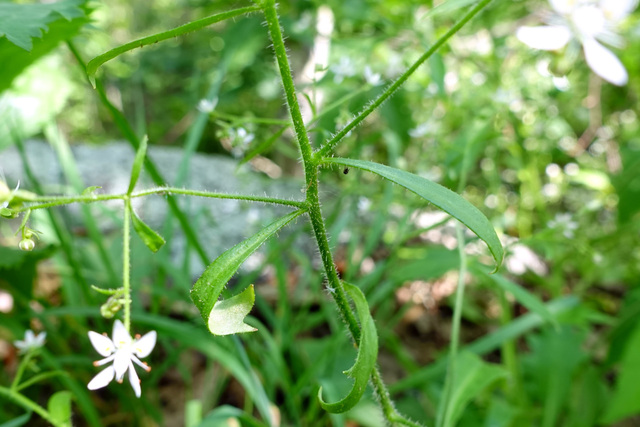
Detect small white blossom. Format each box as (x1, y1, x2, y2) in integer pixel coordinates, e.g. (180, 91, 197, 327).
(548, 213, 579, 238)
(197, 98, 217, 113)
(331, 57, 356, 83)
(363, 66, 382, 86)
(87, 320, 156, 398)
(516, 0, 637, 86)
(14, 330, 46, 353)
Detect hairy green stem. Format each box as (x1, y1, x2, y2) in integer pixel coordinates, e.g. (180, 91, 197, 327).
(0, 386, 60, 426)
(123, 197, 132, 332)
(10, 351, 34, 391)
(14, 187, 305, 213)
(316, 0, 495, 158)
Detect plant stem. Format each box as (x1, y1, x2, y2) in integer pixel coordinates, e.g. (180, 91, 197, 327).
(316, 0, 496, 157)
(437, 223, 468, 427)
(10, 351, 34, 391)
(0, 386, 60, 426)
(14, 187, 306, 213)
(123, 197, 132, 332)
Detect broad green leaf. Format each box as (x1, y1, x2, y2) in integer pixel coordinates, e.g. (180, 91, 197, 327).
(485, 271, 557, 327)
(323, 158, 503, 269)
(601, 323, 640, 424)
(48, 391, 73, 427)
(318, 282, 378, 413)
(441, 352, 507, 427)
(130, 207, 166, 253)
(86, 6, 260, 85)
(190, 210, 304, 335)
(128, 135, 148, 194)
(0, 0, 84, 51)
(81, 186, 101, 196)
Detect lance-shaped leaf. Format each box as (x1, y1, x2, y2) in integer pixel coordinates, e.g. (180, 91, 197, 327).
(128, 135, 147, 194)
(130, 207, 165, 253)
(318, 282, 378, 413)
(323, 158, 503, 270)
(191, 210, 304, 335)
(86, 6, 260, 86)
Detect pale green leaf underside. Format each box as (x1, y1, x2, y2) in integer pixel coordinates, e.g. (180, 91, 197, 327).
(190, 210, 304, 335)
(318, 282, 378, 413)
(0, 0, 84, 51)
(323, 158, 503, 270)
(209, 284, 257, 335)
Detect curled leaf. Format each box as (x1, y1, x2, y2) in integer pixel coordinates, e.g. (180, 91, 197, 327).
(130, 207, 165, 253)
(190, 210, 304, 335)
(318, 282, 378, 413)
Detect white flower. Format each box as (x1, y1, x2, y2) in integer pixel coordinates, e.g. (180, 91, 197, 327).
(197, 98, 217, 113)
(331, 57, 356, 83)
(87, 320, 156, 398)
(516, 0, 637, 85)
(363, 66, 382, 86)
(14, 330, 46, 353)
(547, 213, 579, 238)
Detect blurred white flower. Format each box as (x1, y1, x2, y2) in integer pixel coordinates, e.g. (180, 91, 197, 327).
(547, 213, 579, 238)
(87, 320, 156, 398)
(331, 57, 356, 83)
(14, 330, 46, 353)
(363, 66, 382, 86)
(505, 243, 548, 276)
(516, 0, 637, 85)
(197, 98, 217, 113)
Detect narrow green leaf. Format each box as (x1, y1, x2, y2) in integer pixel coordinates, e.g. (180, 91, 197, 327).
(86, 6, 260, 85)
(601, 323, 640, 424)
(127, 135, 147, 194)
(486, 272, 557, 327)
(424, 0, 478, 19)
(190, 210, 304, 335)
(0, 412, 32, 427)
(130, 207, 166, 253)
(318, 282, 378, 413)
(441, 352, 507, 427)
(48, 391, 73, 427)
(81, 186, 101, 196)
(323, 158, 503, 269)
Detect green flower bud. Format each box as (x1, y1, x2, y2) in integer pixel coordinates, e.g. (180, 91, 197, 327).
(19, 238, 35, 251)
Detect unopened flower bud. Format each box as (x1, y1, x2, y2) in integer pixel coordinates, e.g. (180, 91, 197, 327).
(19, 239, 35, 251)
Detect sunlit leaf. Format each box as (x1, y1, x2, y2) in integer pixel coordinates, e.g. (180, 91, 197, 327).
(190, 210, 304, 335)
(128, 135, 148, 194)
(48, 391, 73, 427)
(81, 186, 101, 196)
(323, 158, 503, 270)
(209, 284, 256, 335)
(0, 0, 84, 51)
(318, 282, 378, 413)
(130, 207, 165, 253)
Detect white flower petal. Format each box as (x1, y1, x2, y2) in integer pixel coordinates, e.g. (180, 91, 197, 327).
(516, 26, 572, 51)
(128, 362, 141, 398)
(88, 365, 115, 390)
(549, 0, 574, 15)
(25, 330, 35, 342)
(112, 319, 131, 347)
(88, 331, 114, 357)
(34, 332, 46, 346)
(601, 0, 638, 22)
(113, 349, 130, 380)
(583, 38, 628, 85)
(133, 331, 156, 358)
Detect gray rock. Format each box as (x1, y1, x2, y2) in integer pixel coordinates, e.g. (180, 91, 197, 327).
(1, 140, 307, 277)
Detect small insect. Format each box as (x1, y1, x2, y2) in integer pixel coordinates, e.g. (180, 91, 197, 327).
(343, 168, 349, 175)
